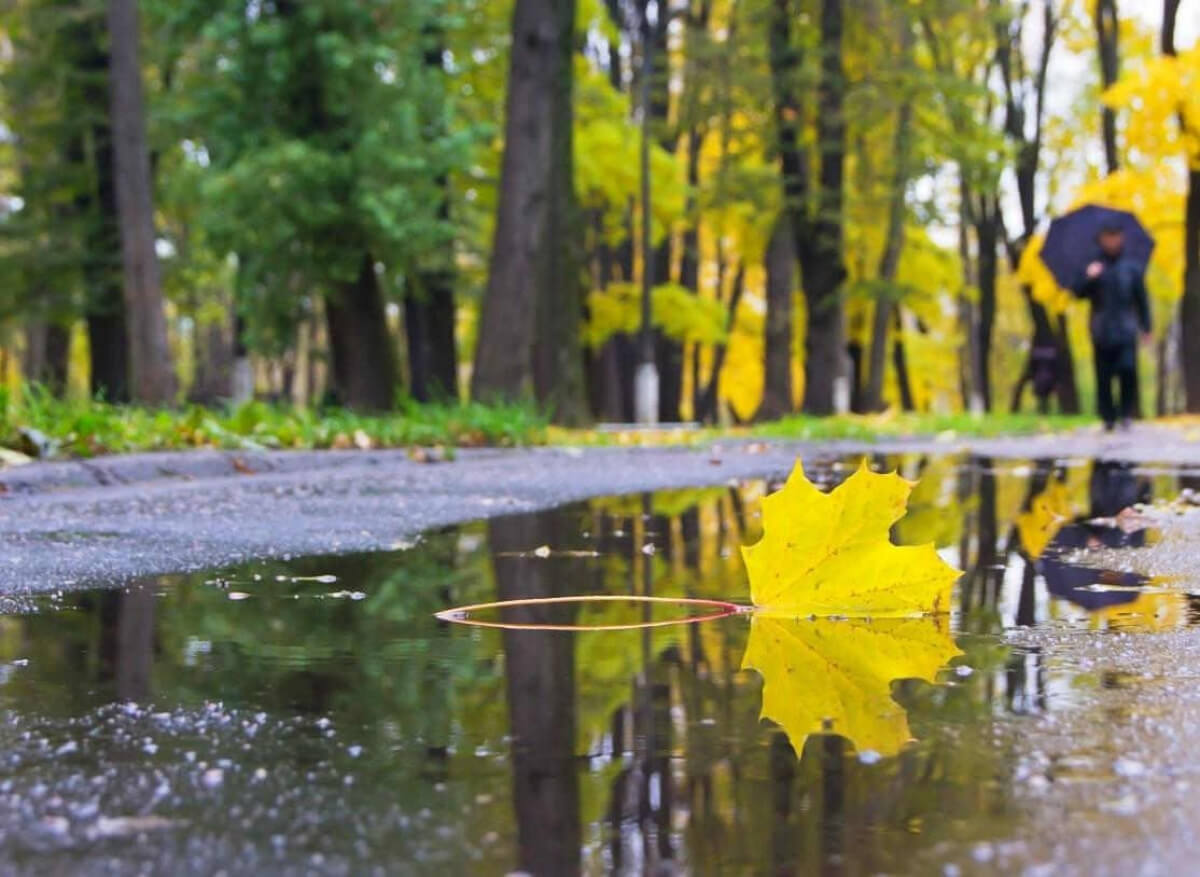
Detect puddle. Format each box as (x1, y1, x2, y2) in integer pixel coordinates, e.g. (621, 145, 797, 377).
(0, 453, 1194, 873)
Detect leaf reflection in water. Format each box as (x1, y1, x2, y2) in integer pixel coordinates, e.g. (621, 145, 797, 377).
(741, 613, 962, 757)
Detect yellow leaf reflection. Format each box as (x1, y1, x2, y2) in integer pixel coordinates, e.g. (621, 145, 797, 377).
(741, 614, 962, 757)
(1016, 481, 1074, 559)
(742, 461, 960, 617)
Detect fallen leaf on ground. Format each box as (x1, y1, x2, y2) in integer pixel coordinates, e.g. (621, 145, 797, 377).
(742, 614, 961, 756)
(741, 460, 960, 617)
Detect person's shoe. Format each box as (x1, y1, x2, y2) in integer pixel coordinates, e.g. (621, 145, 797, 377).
(1104, 421, 1116, 432)
(1120, 418, 1133, 432)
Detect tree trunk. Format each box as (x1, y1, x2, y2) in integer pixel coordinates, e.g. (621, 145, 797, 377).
(1095, 0, 1120, 174)
(326, 252, 397, 411)
(768, 0, 846, 417)
(69, 34, 129, 403)
(1162, 2, 1200, 411)
(491, 511, 581, 877)
(696, 265, 745, 423)
(407, 33, 459, 405)
(44, 324, 70, 394)
(531, 0, 585, 425)
(892, 307, 915, 412)
(189, 318, 234, 404)
(799, 0, 848, 415)
(758, 215, 794, 420)
(405, 265, 458, 403)
(646, 5, 682, 423)
(23, 322, 70, 395)
(1181, 169, 1200, 411)
(973, 202, 1000, 411)
(107, 0, 175, 405)
(474, 0, 584, 423)
(864, 60, 913, 412)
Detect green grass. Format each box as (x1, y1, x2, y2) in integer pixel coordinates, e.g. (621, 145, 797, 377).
(751, 411, 1096, 441)
(0, 386, 546, 459)
(0, 383, 1096, 462)
(550, 411, 1094, 446)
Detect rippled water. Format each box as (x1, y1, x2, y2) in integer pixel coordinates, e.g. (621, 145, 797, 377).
(0, 454, 1192, 874)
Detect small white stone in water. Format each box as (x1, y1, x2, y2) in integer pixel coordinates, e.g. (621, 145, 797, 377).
(55, 740, 78, 756)
(253, 768, 267, 782)
(347, 745, 363, 758)
(857, 750, 882, 765)
(227, 592, 251, 601)
(1114, 758, 1147, 778)
(39, 816, 70, 836)
(1102, 793, 1140, 816)
(955, 665, 974, 677)
(533, 545, 551, 558)
(971, 843, 995, 863)
(201, 768, 224, 789)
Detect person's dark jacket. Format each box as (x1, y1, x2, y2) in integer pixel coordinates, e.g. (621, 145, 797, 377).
(1074, 253, 1151, 348)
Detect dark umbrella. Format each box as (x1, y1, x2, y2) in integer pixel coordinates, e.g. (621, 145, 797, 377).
(1040, 523, 1144, 610)
(1039, 204, 1155, 291)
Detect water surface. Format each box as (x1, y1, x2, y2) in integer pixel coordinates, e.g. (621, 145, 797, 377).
(0, 454, 1190, 874)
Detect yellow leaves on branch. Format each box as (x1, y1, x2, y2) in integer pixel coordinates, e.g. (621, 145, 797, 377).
(738, 460, 963, 756)
(1103, 46, 1200, 170)
(741, 461, 961, 617)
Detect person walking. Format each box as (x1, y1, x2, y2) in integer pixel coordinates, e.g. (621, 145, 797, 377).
(1075, 222, 1152, 431)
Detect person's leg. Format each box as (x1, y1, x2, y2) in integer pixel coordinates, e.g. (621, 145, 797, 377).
(1117, 345, 1138, 424)
(1095, 345, 1116, 428)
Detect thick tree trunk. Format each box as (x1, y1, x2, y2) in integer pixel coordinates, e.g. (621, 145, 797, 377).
(107, 0, 174, 404)
(800, 0, 848, 416)
(475, 0, 584, 424)
(768, 0, 846, 417)
(69, 35, 129, 403)
(326, 252, 397, 411)
(758, 215, 795, 420)
(531, 0, 586, 424)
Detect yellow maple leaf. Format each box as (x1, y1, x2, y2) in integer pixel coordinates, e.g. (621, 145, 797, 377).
(741, 614, 962, 756)
(741, 461, 961, 617)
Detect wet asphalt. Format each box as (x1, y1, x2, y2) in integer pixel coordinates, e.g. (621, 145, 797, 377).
(0, 424, 1195, 595)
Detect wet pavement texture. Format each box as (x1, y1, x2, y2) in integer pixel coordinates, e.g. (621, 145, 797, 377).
(1, 424, 1199, 594)
(1, 454, 1200, 873)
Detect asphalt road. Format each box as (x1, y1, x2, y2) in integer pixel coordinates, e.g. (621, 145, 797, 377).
(0, 425, 1196, 594)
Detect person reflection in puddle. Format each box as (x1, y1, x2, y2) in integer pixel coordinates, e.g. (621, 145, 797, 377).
(1041, 461, 1150, 610)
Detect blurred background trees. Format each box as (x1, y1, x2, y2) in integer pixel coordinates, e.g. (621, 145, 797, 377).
(0, 0, 1195, 423)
